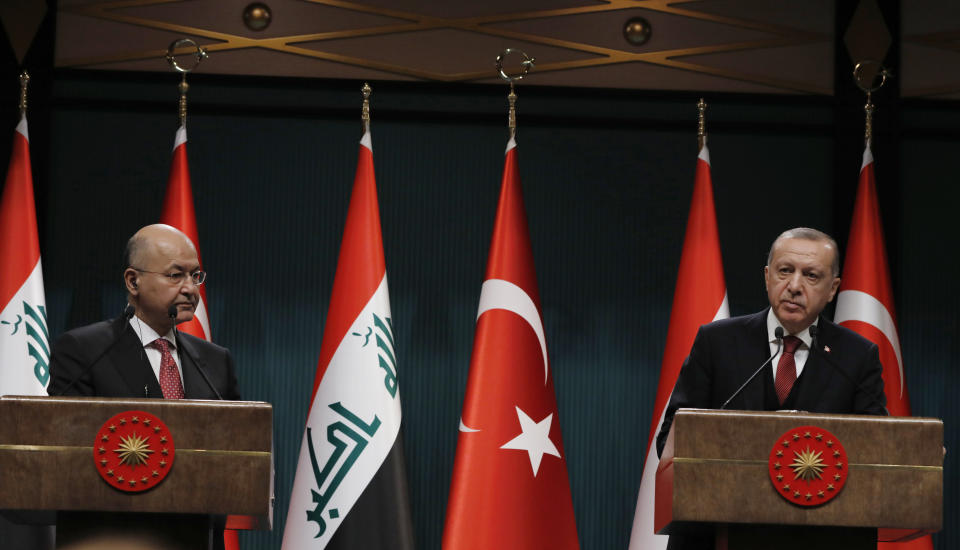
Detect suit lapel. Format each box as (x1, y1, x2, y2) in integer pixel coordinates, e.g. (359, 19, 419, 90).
(791, 317, 836, 411)
(734, 309, 773, 411)
(176, 331, 208, 399)
(108, 318, 161, 397)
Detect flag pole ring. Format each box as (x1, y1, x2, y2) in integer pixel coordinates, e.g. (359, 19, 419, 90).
(165, 38, 208, 74)
(496, 48, 535, 83)
(852, 61, 892, 145)
(166, 38, 207, 126)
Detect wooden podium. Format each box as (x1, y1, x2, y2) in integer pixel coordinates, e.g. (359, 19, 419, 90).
(656, 409, 942, 550)
(0, 396, 273, 549)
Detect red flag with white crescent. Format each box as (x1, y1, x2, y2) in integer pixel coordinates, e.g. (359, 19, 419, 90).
(159, 125, 210, 342)
(443, 137, 579, 550)
(834, 145, 932, 550)
(159, 124, 238, 548)
(629, 143, 728, 549)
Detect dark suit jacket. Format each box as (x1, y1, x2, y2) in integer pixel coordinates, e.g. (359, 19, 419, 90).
(47, 315, 240, 400)
(656, 309, 886, 457)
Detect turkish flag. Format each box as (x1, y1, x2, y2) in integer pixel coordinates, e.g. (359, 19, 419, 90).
(159, 125, 238, 549)
(629, 143, 728, 549)
(442, 137, 579, 550)
(834, 145, 932, 550)
(159, 125, 211, 342)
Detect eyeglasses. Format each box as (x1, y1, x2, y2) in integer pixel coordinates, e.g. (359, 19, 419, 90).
(131, 268, 206, 286)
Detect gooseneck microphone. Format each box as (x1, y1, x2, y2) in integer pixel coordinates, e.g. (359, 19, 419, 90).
(808, 325, 889, 415)
(721, 326, 784, 410)
(53, 305, 137, 396)
(170, 303, 223, 400)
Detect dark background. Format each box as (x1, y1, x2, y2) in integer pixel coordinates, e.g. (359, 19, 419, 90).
(1, 3, 957, 549)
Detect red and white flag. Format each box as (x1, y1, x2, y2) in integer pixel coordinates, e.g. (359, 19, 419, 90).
(443, 137, 579, 550)
(0, 115, 49, 397)
(160, 125, 211, 342)
(160, 125, 242, 548)
(833, 144, 933, 550)
(283, 129, 414, 549)
(628, 143, 728, 549)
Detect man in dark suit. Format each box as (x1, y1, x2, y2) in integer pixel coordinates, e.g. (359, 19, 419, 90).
(655, 227, 886, 548)
(48, 223, 239, 400)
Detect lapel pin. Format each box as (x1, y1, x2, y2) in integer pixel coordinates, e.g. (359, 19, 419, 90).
(824, 345, 831, 353)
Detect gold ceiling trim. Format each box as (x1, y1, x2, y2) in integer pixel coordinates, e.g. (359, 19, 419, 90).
(58, 0, 831, 94)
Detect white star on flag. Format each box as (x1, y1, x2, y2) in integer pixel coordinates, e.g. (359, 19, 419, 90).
(500, 406, 561, 476)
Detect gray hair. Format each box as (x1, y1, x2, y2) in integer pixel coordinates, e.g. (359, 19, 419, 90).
(767, 227, 840, 277)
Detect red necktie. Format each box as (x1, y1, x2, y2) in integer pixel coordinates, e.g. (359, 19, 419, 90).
(150, 338, 184, 399)
(775, 335, 802, 405)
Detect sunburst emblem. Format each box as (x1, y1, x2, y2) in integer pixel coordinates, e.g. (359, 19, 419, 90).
(791, 447, 825, 481)
(114, 433, 154, 467)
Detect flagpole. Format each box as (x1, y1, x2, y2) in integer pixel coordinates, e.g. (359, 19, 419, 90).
(361, 81, 371, 134)
(495, 48, 535, 140)
(165, 38, 208, 127)
(852, 60, 891, 146)
(18, 71, 28, 117)
(696, 97, 707, 151)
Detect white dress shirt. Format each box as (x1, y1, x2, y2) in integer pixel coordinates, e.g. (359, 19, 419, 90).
(129, 315, 185, 389)
(766, 309, 817, 384)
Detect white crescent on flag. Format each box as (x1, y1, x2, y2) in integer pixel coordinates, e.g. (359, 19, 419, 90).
(194, 297, 211, 341)
(476, 278, 548, 385)
(833, 289, 904, 398)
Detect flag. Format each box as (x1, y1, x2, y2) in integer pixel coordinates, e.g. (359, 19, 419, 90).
(0, 115, 49, 397)
(834, 144, 933, 550)
(282, 129, 414, 549)
(628, 143, 729, 549)
(442, 137, 579, 549)
(159, 125, 244, 549)
(159, 125, 210, 341)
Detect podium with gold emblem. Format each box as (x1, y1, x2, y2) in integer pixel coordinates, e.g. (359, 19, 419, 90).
(0, 396, 273, 549)
(656, 409, 942, 550)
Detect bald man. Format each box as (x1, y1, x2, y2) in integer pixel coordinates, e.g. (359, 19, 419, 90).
(48, 224, 239, 400)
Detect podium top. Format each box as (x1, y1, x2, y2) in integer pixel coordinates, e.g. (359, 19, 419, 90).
(657, 409, 943, 537)
(0, 395, 273, 525)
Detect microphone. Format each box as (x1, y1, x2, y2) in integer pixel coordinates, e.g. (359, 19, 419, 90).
(808, 325, 889, 415)
(53, 305, 137, 396)
(721, 326, 784, 410)
(171, 302, 223, 400)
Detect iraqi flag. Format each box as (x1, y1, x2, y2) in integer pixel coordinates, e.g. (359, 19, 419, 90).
(0, 115, 49, 397)
(442, 137, 579, 550)
(159, 125, 211, 342)
(833, 144, 933, 550)
(282, 129, 414, 549)
(628, 143, 728, 549)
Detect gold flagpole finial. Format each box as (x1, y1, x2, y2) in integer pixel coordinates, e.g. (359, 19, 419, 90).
(18, 71, 29, 117)
(863, 93, 875, 145)
(507, 82, 517, 139)
(852, 61, 892, 146)
(361, 82, 371, 133)
(178, 75, 189, 126)
(165, 38, 207, 127)
(697, 98, 707, 151)
(496, 48, 535, 140)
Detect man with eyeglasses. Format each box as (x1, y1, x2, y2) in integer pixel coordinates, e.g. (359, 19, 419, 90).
(47, 224, 239, 400)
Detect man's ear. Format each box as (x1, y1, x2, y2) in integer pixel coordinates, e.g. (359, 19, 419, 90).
(123, 268, 139, 295)
(828, 276, 841, 302)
